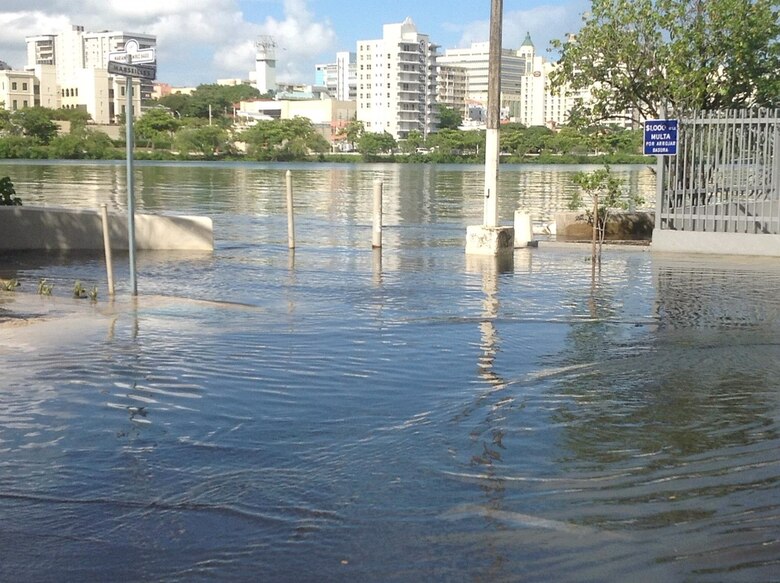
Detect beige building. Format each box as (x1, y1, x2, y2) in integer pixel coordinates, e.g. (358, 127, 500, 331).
(437, 40, 527, 119)
(237, 98, 356, 145)
(356, 18, 439, 140)
(436, 65, 467, 117)
(0, 69, 36, 111)
(437, 33, 596, 128)
(25, 25, 154, 124)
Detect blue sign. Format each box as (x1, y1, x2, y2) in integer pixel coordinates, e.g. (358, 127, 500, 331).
(643, 119, 678, 155)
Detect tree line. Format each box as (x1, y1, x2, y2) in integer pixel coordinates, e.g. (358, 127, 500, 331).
(0, 0, 776, 162)
(0, 101, 646, 164)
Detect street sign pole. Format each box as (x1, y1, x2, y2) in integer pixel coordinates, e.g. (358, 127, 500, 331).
(125, 77, 137, 296)
(109, 39, 156, 297)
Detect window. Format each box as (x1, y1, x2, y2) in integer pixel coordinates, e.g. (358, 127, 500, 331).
(23, 100, 28, 107)
(12, 100, 17, 110)
(12, 82, 17, 90)
(22, 82, 28, 90)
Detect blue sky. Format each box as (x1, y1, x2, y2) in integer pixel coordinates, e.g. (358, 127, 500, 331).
(0, 0, 590, 87)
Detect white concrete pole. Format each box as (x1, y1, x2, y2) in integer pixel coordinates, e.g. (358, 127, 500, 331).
(483, 0, 503, 227)
(286, 170, 295, 249)
(372, 179, 383, 248)
(100, 204, 115, 296)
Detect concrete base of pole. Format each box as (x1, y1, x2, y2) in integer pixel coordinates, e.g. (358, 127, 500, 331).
(513, 211, 533, 248)
(465, 225, 514, 255)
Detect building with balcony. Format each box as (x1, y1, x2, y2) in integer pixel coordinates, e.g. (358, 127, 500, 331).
(437, 40, 527, 115)
(356, 18, 439, 140)
(436, 65, 467, 119)
(315, 51, 357, 101)
(24, 25, 155, 124)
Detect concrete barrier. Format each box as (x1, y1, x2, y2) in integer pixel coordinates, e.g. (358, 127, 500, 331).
(0, 206, 213, 251)
(555, 211, 654, 241)
(651, 229, 780, 257)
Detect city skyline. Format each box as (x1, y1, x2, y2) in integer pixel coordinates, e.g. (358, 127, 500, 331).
(0, 0, 588, 87)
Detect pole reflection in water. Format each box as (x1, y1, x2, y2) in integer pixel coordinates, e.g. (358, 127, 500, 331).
(461, 253, 516, 578)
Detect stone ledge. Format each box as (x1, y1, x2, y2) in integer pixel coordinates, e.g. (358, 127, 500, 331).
(555, 211, 654, 241)
(0, 206, 213, 251)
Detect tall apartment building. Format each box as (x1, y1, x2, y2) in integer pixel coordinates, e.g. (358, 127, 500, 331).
(438, 33, 595, 128)
(24, 25, 155, 124)
(315, 51, 357, 101)
(436, 65, 467, 116)
(356, 18, 439, 140)
(437, 41, 527, 108)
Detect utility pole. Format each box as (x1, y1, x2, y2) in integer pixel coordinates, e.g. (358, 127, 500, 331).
(465, 0, 514, 255)
(483, 0, 502, 228)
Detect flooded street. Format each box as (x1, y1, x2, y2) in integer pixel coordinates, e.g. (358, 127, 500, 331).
(0, 161, 778, 581)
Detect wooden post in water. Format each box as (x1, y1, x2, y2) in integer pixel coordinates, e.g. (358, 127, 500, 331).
(372, 179, 383, 248)
(100, 204, 115, 296)
(286, 170, 295, 249)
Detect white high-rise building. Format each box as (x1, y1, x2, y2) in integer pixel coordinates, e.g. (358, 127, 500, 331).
(438, 32, 595, 128)
(25, 25, 155, 124)
(356, 17, 439, 140)
(255, 36, 277, 94)
(315, 51, 356, 101)
(437, 41, 527, 108)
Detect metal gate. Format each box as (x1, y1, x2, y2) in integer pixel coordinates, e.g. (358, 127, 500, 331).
(656, 109, 780, 235)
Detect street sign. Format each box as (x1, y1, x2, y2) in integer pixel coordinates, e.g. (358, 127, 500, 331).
(108, 50, 156, 64)
(644, 119, 678, 155)
(108, 39, 157, 65)
(107, 60, 156, 80)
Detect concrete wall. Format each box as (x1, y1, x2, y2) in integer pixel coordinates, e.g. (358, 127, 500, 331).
(651, 229, 780, 257)
(555, 211, 654, 241)
(0, 206, 213, 251)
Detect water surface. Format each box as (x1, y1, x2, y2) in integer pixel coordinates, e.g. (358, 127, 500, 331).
(0, 161, 778, 582)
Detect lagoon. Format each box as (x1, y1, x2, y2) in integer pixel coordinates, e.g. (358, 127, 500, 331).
(0, 161, 778, 581)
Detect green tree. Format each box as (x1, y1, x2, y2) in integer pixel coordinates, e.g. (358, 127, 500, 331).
(400, 130, 424, 154)
(551, 0, 780, 122)
(438, 105, 463, 130)
(51, 108, 92, 129)
(12, 107, 58, 144)
(336, 119, 364, 151)
(0, 176, 22, 205)
(357, 131, 397, 159)
(135, 108, 181, 149)
(157, 93, 191, 119)
(175, 125, 231, 159)
(569, 166, 644, 265)
(241, 117, 329, 160)
(48, 128, 116, 159)
(185, 83, 263, 121)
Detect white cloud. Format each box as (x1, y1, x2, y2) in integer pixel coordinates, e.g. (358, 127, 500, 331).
(0, 12, 71, 68)
(453, 2, 587, 54)
(0, 0, 336, 85)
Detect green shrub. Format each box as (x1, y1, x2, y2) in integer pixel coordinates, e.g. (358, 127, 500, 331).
(0, 176, 22, 206)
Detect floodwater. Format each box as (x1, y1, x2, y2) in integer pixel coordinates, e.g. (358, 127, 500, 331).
(0, 161, 778, 582)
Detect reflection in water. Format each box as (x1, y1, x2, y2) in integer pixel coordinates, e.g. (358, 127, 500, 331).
(2, 160, 655, 230)
(2, 162, 779, 581)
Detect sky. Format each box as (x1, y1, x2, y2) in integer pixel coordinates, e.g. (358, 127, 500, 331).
(0, 0, 590, 87)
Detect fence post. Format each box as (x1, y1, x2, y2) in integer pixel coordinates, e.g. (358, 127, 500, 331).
(100, 204, 115, 296)
(286, 170, 295, 249)
(372, 179, 383, 249)
(655, 104, 666, 230)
